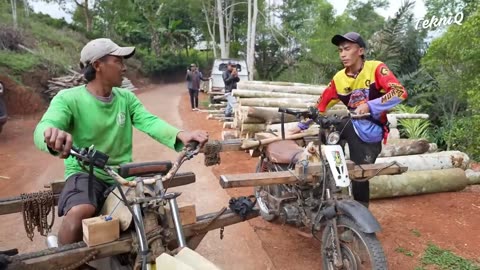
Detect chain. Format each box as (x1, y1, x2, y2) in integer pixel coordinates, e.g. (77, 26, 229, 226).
(59, 250, 99, 270)
(204, 140, 222, 166)
(21, 190, 55, 241)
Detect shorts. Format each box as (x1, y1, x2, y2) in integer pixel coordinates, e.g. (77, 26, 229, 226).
(57, 173, 110, 217)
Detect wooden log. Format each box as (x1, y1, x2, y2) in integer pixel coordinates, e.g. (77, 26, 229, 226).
(219, 162, 406, 188)
(222, 130, 239, 140)
(266, 122, 308, 132)
(237, 81, 326, 95)
(218, 117, 234, 122)
(240, 123, 267, 133)
(389, 113, 429, 119)
(223, 122, 234, 129)
(378, 139, 431, 157)
(241, 117, 265, 124)
(207, 115, 232, 120)
(465, 170, 480, 185)
(246, 106, 297, 124)
(370, 168, 468, 199)
(199, 139, 243, 153)
(208, 103, 226, 108)
(241, 129, 319, 149)
(239, 98, 317, 108)
(428, 143, 438, 153)
(375, 151, 470, 171)
(232, 89, 319, 99)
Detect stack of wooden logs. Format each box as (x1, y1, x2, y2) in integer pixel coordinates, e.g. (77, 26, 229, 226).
(44, 70, 137, 100)
(206, 81, 329, 140)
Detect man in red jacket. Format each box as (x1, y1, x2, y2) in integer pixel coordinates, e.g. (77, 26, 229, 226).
(298, 32, 408, 207)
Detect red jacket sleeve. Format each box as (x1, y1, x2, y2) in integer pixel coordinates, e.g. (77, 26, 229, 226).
(367, 63, 408, 115)
(317, 80, 339, 113)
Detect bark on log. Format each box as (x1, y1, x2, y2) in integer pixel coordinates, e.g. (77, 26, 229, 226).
(370, 168, 468, 199)
(239, 98, 317, 108)
(428, 143, 438, 153)
(389, 113, 429, 119)
(239, 100, 347, 111)
(207, 114, 226, 119)
(232, 89, 319, 99)
(209, 103, 227, 108)
(223, 122, 234, 129)
(375, 151, 470, 171)
(246, 106, 298, 123)
(240, 123, 267, 133)
(222, 130, 239, 140)
(378, 139, 431, 157)
(237, 81, 326, 95)
(241, 129, 319, 149)
(465, 170, 480, 185)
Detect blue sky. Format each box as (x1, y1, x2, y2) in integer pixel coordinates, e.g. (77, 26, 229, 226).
(31, 0, 428, 23)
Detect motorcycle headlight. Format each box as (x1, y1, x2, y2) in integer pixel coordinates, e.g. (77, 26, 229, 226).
(0, 82, 4, 95)
(326, 132, 341, 145)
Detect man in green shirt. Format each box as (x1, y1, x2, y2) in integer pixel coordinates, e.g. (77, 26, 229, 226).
(33, 38, 208, 246)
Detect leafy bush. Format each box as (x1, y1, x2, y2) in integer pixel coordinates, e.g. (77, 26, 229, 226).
(393, 104, 431, 139)
(136, 48, 212, 76)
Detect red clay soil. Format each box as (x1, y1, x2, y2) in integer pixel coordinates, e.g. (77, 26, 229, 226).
(0, 74, 47, 115)
(179, 91, 480, 270)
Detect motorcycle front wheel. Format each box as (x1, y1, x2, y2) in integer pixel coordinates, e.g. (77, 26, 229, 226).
(321, 215, 387, 270)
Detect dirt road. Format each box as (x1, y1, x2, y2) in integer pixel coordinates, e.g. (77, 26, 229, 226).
(0, 83, 273, 270)
(1, 82, 480, 270)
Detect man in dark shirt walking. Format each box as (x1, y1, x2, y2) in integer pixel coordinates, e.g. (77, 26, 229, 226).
(186, 63, 210, 111)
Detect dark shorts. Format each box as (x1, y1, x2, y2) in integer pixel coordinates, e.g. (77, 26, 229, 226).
(57, 173, 110, 217)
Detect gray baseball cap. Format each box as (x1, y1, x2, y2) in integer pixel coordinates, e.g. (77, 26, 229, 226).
(80, 38, 136, 66)
(332, 32, 367, 48)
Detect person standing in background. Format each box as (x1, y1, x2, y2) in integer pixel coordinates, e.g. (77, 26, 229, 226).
(223, 62, 240, 117)
(186, 63, 210, 111)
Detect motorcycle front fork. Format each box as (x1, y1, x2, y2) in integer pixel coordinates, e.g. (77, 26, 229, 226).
(132, 181, 187, 269)
(325, 188, 347, 269)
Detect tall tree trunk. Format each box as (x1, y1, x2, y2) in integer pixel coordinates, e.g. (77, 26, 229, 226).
(247, 0, 252, 61)
(24, 0, 29, 17)
(151, 27, 160, 57)
(216, 0, 227, 58)
(248, 0, 258, 80)
(11, 0, 17, 29)
(225, 0, 235, 58)
(83, 0, 92, 32)
(202, 0, 217, 58)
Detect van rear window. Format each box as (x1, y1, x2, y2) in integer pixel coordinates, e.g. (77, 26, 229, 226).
(219, 63, 242, 72)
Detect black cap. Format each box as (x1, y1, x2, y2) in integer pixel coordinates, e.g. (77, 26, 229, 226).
(332, 32, 367, 48)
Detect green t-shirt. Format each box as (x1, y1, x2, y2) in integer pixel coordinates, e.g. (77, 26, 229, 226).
(33, 85, 183, 185)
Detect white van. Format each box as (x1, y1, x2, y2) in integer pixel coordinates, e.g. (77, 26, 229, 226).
(207, 58, 249, 92)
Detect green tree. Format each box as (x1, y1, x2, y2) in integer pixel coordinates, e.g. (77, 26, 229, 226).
(421, 9, 480, 154)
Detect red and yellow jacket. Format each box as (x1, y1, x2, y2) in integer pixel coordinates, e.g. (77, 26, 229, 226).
(318, 60, 408, 143)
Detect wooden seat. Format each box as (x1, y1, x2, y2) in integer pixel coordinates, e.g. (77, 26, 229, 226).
(265, 140, 304, 164)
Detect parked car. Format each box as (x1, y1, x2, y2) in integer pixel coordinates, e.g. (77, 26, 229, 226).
(208, 58, 249, 92)
(0, 81, 6, 134)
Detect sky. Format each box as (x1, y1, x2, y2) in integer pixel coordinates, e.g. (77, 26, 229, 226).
(31, 0, 429, 24)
